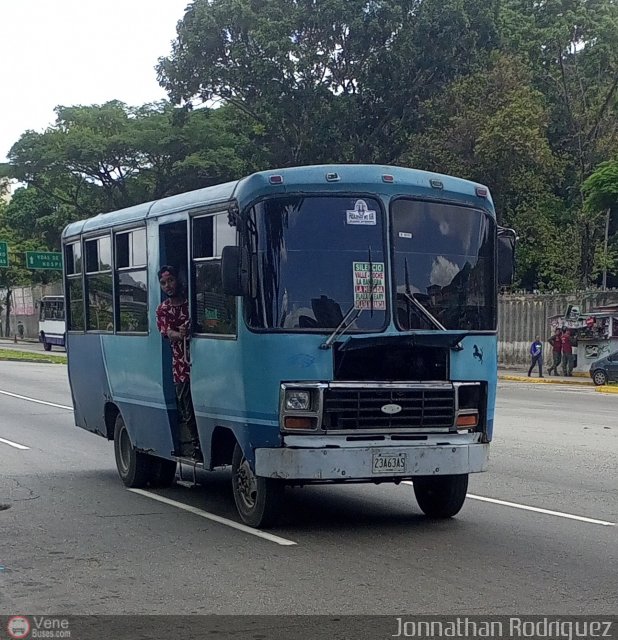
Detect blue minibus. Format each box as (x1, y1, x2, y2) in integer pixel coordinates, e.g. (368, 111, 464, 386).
(62, 164, 514, 527)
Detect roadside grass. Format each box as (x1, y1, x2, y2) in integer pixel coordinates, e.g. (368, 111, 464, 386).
(0, 349, 67, 364)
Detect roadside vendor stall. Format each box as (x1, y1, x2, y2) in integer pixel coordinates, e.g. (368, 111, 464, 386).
(549, 305, 618, 372)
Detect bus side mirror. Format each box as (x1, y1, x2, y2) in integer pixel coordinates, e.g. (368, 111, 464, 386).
(221, 246, 248, 296)
(497, 227, 517, 287)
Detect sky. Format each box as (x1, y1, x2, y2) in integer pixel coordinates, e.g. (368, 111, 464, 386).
(0, 0, 192, 163)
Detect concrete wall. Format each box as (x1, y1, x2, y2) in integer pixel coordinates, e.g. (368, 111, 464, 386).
(498, 290, 618, 365)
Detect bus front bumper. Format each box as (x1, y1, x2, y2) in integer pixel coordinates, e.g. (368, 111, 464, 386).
(254, 442, 489, 481)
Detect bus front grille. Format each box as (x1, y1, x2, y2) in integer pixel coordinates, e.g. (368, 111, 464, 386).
(322, 387, 455, 431)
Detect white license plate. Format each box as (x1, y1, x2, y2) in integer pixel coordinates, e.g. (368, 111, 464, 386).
(372, 453, 407, 474)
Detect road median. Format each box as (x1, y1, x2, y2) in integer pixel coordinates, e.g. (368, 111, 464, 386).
(0, 349, 67, 365)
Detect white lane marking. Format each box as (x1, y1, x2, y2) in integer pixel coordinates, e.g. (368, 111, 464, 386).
(0, 389, 72, 411)
(403, 481, 615, 527)
(128, 489, 298, 546)
(467, 494, 616, 526)
(0, 437, 30, 450)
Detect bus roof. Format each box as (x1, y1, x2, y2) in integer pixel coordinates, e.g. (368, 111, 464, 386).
(62, 164, 494, 239)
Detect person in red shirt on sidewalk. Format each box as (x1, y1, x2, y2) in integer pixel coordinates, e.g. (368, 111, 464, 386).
(561, 329, 575, 376)
(156, 265, 202, 461)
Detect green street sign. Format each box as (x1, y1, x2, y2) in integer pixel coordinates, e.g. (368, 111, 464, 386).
(0, 241, 8, 268)
(26, 251, 63, 271)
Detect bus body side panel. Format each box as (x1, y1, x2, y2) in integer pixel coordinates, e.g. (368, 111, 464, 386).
(189, 337, 248, 465)
(67, 334, 112, 437)
(240, 327, 333, 465)
(449, 334, 498, 440)
(101, 335, 176, 456)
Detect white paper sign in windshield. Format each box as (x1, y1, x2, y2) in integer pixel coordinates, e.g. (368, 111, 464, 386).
(346, 200, 377, 225)
(354, 262, 386, 310)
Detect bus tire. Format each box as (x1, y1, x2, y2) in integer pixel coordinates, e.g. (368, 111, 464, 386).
(413, 474, 468, 518)
(113, 414, 154, 488)
(231, 443, 283, 528)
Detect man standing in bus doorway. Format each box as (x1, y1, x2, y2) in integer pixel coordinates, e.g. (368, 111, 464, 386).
(528, 336, 544, 377)
(547, 327, 562, 375)
(156, 266, 203, 461)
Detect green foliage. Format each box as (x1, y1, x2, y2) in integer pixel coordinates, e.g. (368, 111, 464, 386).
(583, 160, 618, 212)
(2, 0, 618, 292)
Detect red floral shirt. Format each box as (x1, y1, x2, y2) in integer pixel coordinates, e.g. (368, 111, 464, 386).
(156, 298, 191, 383)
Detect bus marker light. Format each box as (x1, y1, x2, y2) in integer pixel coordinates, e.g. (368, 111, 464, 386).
(456, 413, 479, 428)
(269, 175, 284, 184)
(284, 417, 316, 430)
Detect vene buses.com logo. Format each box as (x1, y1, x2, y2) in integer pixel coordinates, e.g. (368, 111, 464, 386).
(7, 616, 31, 639)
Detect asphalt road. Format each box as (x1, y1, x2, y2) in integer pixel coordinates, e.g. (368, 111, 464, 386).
(0, 362, 616, 617)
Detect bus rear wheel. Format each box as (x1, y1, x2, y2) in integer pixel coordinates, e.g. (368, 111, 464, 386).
(231, 443, 283, 528)
(413, 474, 468, 518)
(113, 414, 174, 488)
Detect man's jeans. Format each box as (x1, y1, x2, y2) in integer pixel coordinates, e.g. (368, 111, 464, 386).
(528, 355, 543, 377)
(548, 352, 562, 375)
(175, 381, 200, 455)
(562, 354, 574, 376)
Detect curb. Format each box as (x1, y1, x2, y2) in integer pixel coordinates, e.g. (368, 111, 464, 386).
(595, 385, 618, 394)
(498, 375, 592, 386)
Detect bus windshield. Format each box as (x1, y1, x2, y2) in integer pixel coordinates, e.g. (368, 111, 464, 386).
(246, 196, 388, 331)
(391, 199, 496, 331)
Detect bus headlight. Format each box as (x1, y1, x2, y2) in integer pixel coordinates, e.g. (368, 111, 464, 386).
(285, 390, 311, 411)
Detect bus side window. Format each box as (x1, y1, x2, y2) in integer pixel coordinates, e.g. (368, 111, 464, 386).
(85, 236, 114, 332)
(65, 242, 85, 331)
(192, 213, 237, 336)
(115, 229, 148, 333)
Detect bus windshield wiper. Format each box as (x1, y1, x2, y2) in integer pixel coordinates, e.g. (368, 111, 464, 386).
(320, 305, 363, 350)
(403, 257, 446, 331)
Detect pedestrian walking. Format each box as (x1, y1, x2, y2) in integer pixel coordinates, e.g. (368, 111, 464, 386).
(561, 330, 574, 376)
(547, 328, 562, 375)
(528, 336, 544, 377)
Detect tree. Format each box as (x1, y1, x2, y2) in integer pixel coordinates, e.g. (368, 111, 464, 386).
(583, 159, 618, 288)
(401, 54, 576, 290)
(0, 202, 46, 336)
(157, 0, 501, 165)
(500, 0, 618, 285)
(6, 100, 261, 218)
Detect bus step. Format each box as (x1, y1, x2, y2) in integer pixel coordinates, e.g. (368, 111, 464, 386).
(173, 455, 204, 487)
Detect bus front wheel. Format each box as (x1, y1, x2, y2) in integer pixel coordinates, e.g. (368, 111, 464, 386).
(231, 443, 283, 528)
(113, 414, 168, 488)
(413, 474, 468, 518)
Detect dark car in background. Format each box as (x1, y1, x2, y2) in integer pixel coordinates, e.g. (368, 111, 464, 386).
(589, 351, 618, 386)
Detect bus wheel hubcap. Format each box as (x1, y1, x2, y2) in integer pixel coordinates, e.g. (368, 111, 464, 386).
(237, 459, 258, 509)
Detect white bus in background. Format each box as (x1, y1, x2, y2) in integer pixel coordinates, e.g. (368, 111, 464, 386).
(38, 295, 66, 351)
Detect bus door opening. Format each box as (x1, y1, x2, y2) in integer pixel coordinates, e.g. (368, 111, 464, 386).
(158, 221, 203, 461)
